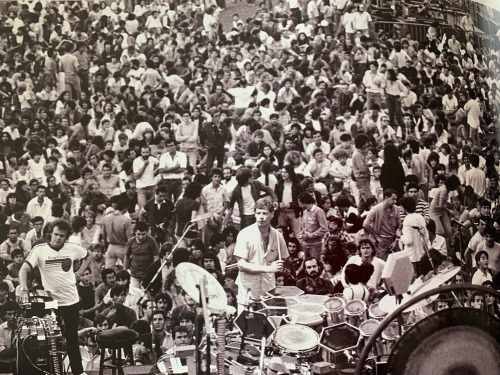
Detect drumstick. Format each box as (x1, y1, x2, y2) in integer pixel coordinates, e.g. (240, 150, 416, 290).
(259, 336, 266, 375)
(277, 232, 281, 261)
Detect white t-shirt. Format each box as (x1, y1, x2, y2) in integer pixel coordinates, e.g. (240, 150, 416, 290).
(133, 156, 159, 188)
(228, 86, 256, 108)
(26, 242, 87, 306)
(158, 151, 187, 180)
(241, 185, 255, 216)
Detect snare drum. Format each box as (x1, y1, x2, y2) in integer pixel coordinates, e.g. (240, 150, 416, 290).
(324, 297, 345, 325)
(274, 324, 319, 354)
(368, 302, 387, 321)
(344, 299, 367, 328)
(380, 321, 400, 355)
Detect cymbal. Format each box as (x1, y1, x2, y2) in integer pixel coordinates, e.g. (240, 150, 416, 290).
(379, 266, 461, 314)
(410, 266, 461, 298)
(379, 293, 439, 314)
(175, 263, 227, 312)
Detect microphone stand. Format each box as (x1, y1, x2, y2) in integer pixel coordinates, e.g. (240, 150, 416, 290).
(137, 221, 198, 307)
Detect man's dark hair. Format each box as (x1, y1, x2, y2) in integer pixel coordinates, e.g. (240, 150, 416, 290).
(110, 284, 127, 298)
(399, 196, 416, 213)
(0, 301, 19, 318)
(298, 192, 315, 204)
(116, 270, 131, 282)
(152, 308, 167, 320)
(173, 325, 189, 338)
(135, 221, 149, 232)
(48, 219, 71, 236)
(101, 268, 116, 284)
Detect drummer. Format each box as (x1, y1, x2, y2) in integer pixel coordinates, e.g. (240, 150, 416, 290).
(233, 197, 289, 313)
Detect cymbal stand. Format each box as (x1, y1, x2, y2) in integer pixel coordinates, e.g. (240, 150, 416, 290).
(199, 276, 212, 375)
(138, 221, 198, 305)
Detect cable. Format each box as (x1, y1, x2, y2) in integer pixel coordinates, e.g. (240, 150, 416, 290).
(21, 334, 50, 375)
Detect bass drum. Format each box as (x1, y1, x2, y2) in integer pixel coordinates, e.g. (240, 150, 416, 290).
(385, 308, 500, 375)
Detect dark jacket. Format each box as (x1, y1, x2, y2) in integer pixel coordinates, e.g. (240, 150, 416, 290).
(143, 197, 175, 230)
(275, 179, 302, 218)
(296, 276, 335, 295)
(200, 121, 232, 150)
(229, 181, 277, 217)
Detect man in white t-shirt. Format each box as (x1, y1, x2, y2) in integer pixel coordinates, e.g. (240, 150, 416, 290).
(19, 219, 92, 375)
(133, 145, 159, 211)
(158, 139, 187, 203)
(227, 79, 256, 116)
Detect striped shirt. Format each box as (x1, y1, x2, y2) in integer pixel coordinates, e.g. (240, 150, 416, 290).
(400, 199, 430, 224)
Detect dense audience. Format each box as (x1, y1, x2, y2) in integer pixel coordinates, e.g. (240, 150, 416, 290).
(0, 0, 498, 372)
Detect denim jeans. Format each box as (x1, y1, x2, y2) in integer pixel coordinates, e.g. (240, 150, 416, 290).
(105, 244, 127, 269)
(137, 185, 155, 211)
(161, 179, 183, 203)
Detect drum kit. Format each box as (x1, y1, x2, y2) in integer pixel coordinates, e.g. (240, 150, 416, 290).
(153, 262, 500, 375)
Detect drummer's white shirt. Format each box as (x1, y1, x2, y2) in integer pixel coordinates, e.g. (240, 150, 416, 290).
(233, 223, 288, 300)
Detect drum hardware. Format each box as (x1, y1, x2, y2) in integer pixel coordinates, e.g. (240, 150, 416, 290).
(15, 312, 64, 375)
(354, 284, 500, 375)
(288, 303, 326, 327)
(175, 262, 238, 375)
(324, 297, 346, 326)
(358, 320, 382, 360)
(368, 303, 387, 321)
(266, 286, 304, 298)
(319, 322, 361, 364)
(344, 300, 368, 328)
(273, 323, 320, 368)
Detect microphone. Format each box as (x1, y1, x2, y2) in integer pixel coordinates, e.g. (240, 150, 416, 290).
(451, 219, 467, 228)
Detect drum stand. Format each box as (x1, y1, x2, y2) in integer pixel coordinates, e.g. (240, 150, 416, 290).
(138, 221, 198, 306)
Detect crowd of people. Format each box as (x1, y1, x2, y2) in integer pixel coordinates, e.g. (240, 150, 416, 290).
(0, 0, 498, 374)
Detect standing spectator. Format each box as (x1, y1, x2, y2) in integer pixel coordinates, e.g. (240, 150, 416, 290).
(225, 167, 278, 229)
(175, 111, 199, 173)
(400, 197, 430, 277)
(100, 199, 134, 269)
(141, 186, 175, 245)
(275, 165, 303, 239)
(133, 145, 160, 212)
(463, 89, 481, 146)
(200, 168, 229, 245)
(380, 143, 406, 198)
(429, 175, 461, 247)
(200, 111, 232, 174)
(363, 189, 401, 260)
(297, 192, 328, 263)
(158, 139, 187, 203)
(465, 154, 486, 197)
(352, 134, 372, 205)
(59, 43, 80, 99)
(352, 3, 372, 37)
(124, 222, 159, 290)
(363, 61, 385, 110)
